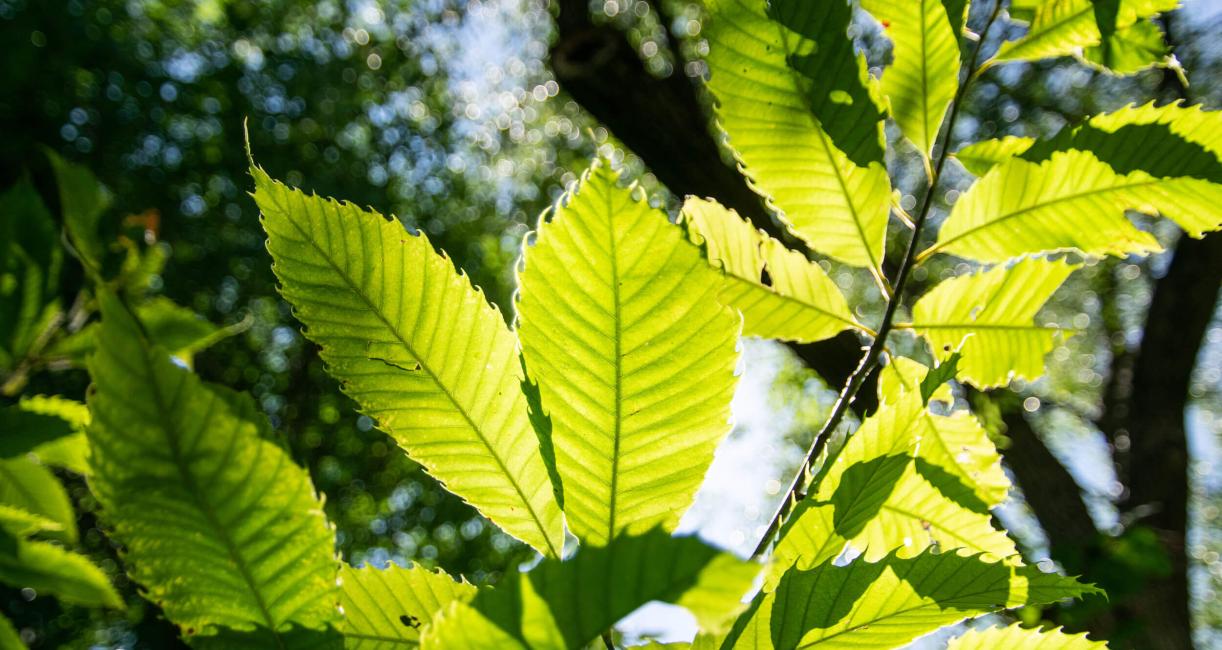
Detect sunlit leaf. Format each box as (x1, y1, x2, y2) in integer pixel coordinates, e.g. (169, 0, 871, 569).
(0, 458, 75, 543)
(680, 197, 858, 344)
(423, 529, 759, 650)
(1, 395, 90, 476)
(862, 0, 961, 156)
(252, 164, 564, 557)
(725, 550, 1100, 649)
(704, 0, 891, 274)
(0, 537, 122, 610)
(922, 150, 1210, 262)
(954, 136, 1037, 176)
(948, 623, 1108, 649)
(992, 0, 1176, 73)
(338, 563, 476, 648)
(518, 165, 739, 545)
(0, 504, 63, 538)
(812, 390, 1014, 561)
(910, 257, 1079, 388)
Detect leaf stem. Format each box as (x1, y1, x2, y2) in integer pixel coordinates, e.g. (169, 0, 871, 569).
(751, 0, 1005, 559)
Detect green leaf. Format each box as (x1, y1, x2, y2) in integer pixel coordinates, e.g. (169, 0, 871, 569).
(0, 504, 63, 537)
(953, 136, 1037, 176)
(517, 167, 739, 545)
(49, 296, 232, 367)
(0, 458, 76, 543)
(0, 399, 80, 459)
(766, 502, 845, 590)
(1, 395, 90, 476)
(191, 625, 343, 650)
(45, 149, 111, 270)
(338, 563, 476, 648)
(942, 0, 970, 37)
(85, 291, 339, 641)
(704, 0, 891, 275)
(1082, 17, 1170, 73)
(252, 165, 564, 557)
(724, 550, 1100, 649)
(922, 149, 1206, 262)
(809, 390, 1015, 561)
(910, 257, 1079, 388)
(0, 611, 21, 649)
(948, 623, 1108, 649)
(680, 198, 859, 344)
(0, 180, 63, 372)
(423, 529, 760, 650)
(992, 0, 1176, 71)
(878, 355, 953, 404)
(770, 379, 1014, 588)
(879, 357, 1011, 504)
(919, 352, 961, 405)
(862, 0, 962, 156)
(967, 102, 1222, 186)
(0, 536, 122, 609)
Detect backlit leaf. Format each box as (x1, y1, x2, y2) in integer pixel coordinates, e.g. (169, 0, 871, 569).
(680, 197, 858, 344)
(86, 291, 339, 642)
(704, 0, 891, 274)
(910, 257, 1079, 388)
(253, 165, 564, 557)
(517, 165, 740, 545)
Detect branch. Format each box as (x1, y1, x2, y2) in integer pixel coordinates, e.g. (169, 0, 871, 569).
(751, 0, 1006, 557)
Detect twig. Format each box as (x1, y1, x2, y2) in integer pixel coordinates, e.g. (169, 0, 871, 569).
(751, 0, 1005, 558)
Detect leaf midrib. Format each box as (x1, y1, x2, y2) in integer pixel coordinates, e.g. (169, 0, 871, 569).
(721, 270, 859, 330)
(137, 346, 284, 647)
(268, 186, 558, 558)
(605, 185, 624, 544)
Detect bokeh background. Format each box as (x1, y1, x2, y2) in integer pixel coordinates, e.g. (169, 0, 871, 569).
(1, 0, 1220, 647)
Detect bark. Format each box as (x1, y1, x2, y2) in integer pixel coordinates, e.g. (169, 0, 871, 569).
(1112, 233, 1222, 649)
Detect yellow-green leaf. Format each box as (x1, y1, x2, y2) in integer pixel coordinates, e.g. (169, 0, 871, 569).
(992, 0, 1176, 71)
(704, 0, 891, 275)
(863, 0, 962, 156)
(517, 166, 739, 545)
(252, 165, 564, 557)
(910, 257, 1079, 388)
(0, 539, 122, 610)
(726, 550, 1100, 649)
(423, 530, 759, 650)
(339, 563, 476, 648)
(924, 150, 1185, 262)
(881, 357, 1011, 504)
(680, 197, 858, 343)
(813, 391, 1015, 561)
(0, 458, 75, 543)
(953, 136, 1036, 176)
(949, 623, 1108, 649)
